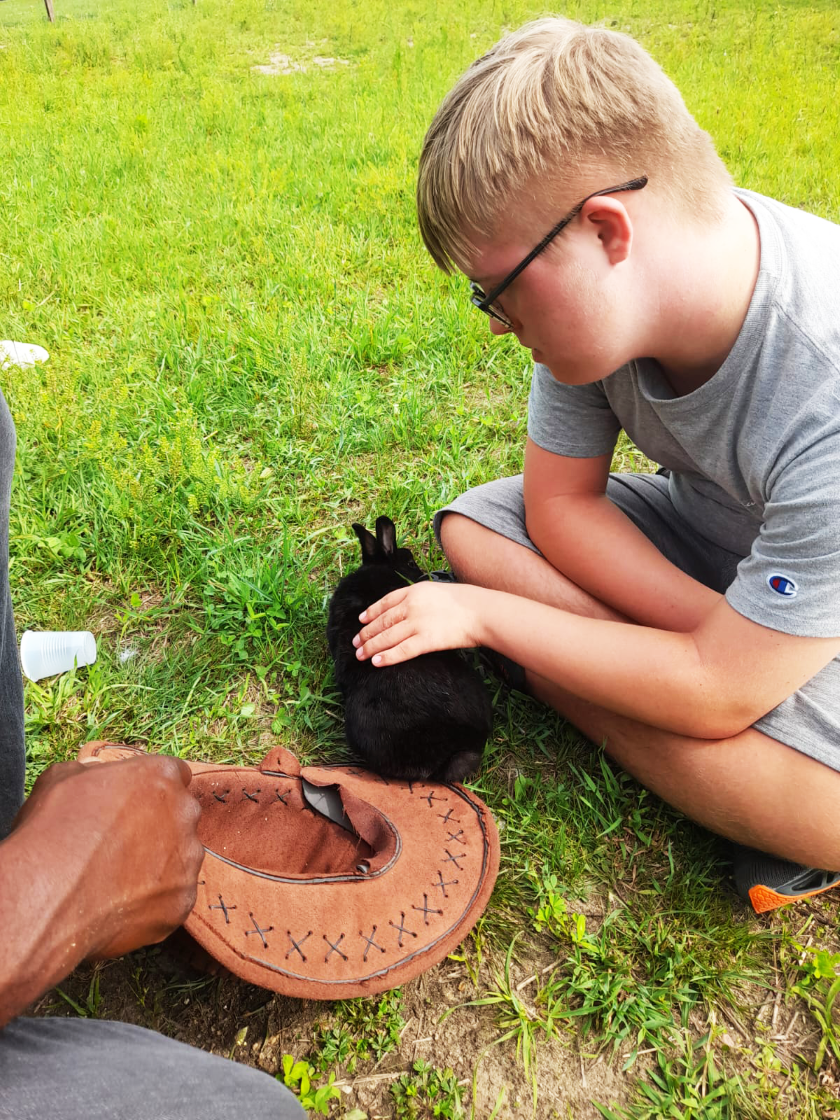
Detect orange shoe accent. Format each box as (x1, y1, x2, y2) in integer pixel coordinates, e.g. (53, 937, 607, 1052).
(748, 880, 840, 914)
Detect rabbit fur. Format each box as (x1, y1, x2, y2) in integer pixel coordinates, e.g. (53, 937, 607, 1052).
(327, 516, 492, 783)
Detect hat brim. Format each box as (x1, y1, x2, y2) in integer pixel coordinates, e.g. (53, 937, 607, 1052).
(78, 742, 500, 999)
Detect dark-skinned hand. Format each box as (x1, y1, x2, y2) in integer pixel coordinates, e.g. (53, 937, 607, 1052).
(11, 755, 204, 959)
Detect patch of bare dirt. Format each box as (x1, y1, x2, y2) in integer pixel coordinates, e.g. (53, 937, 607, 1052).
(28, 912, 840, 1118)
(30, 941, 637, 1119)
(252, 43, 350, 76)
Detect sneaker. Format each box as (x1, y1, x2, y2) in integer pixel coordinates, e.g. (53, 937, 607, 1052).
(731, 843, 840, 913)
(429, 570, 458, 583)
(477, 647, 528, 693)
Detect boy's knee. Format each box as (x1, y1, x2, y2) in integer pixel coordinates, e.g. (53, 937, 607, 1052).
(439, 511, 483, 563)
(438, 510, 461, 555)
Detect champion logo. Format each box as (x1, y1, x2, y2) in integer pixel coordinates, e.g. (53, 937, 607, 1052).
(767, 574, 798, 598)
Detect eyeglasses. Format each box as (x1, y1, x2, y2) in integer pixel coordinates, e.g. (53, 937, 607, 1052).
(469, 175, 649, 329)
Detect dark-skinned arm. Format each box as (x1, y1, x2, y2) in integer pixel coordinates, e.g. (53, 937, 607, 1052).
(0, 756, 204, 1029)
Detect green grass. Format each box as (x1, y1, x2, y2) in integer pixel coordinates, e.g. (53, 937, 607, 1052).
(3, 0, 840, 1115)
(392, 1059, 466, 1118)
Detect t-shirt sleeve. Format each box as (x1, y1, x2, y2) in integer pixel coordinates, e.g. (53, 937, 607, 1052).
(527, 363, 622, 458)
(726, 442, 840, 638)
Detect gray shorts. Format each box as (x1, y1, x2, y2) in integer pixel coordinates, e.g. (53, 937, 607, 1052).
(436, 472, 840, 772)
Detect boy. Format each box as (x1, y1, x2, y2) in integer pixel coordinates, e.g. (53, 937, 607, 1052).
(352, 17, 840, 911)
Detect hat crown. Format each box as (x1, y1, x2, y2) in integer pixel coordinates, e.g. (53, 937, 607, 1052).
(194, 764, 399, 882)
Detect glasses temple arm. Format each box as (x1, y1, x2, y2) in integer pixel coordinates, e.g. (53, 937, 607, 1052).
(478, 175, 648, 310)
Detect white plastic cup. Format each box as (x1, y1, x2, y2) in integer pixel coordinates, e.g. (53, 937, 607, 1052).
(0, 341, 50, 369)
(20, 630, 97, 682)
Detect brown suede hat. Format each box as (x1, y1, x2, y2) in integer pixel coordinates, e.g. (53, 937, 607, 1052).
(78, 742, 500, 999)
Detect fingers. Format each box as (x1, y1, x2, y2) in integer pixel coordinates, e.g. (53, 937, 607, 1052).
(355, 620, 424, 665)
(12, 756, 195, 835)
(353, 583, 457, 665)
(165, 837, 205, 927)
(29, 760, 86, 792)
(354, 603, 408, 648)
(358, 586, 408, 625)
(158, 755, 194, 789)
(367, 637, 426, 667)
(142, 757, 201, 828)
(182, 793, 203, 838)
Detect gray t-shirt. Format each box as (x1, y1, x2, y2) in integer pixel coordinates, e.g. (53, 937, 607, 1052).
(528, 188, 840, 640)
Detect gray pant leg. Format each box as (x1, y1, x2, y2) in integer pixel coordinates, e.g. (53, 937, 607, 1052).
(0, 390, 25, 840)
(434, 471, 742, 592)
(0, 392, 302, 1117)
(0, 1018, 305, 1120)
(434, 474, 541, 556)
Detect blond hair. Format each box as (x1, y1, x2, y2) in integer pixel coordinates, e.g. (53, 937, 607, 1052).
(417, 17, 732, 272)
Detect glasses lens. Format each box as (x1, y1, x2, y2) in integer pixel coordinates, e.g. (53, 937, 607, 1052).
(470, 282, 512, 328)
(486, 303, 512, 328)
(469, 281, 487, 306)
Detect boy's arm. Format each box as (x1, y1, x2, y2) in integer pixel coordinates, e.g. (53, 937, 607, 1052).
(523, 438, 722, 632)
(479, 592, 840, 739)
(354, 583, 840, 740)
(357, 441, 840, 737)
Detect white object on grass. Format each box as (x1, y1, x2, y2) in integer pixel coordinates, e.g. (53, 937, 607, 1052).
(0, 341, 50, 369)
(20, 630, 97, 682)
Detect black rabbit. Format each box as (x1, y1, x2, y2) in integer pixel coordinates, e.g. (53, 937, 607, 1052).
(327, 516, 492, 783)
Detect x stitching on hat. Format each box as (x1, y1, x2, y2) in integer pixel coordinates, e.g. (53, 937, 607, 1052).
(208, 895, 236, 924)
(285, 929, 312, 961)
(323, 933, 348, 962)
(412, 894, 443, 924)
(389, 912, 418, 947)
(245, 913, 274, 948)
(434, 871, 458, 898)
(360, 926, 386, 961)
(443, 849, 466, 870)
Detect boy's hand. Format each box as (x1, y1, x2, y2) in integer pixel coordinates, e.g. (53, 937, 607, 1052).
(353, 582, 490, 666)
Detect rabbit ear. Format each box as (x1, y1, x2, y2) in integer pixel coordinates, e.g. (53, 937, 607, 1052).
(375, 516, 397, 558)
(352, 523, 379, 563)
